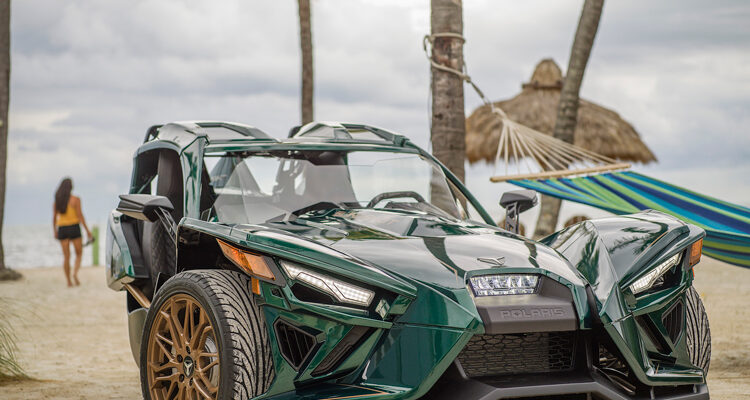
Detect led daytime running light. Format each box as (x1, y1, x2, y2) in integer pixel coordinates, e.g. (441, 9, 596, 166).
(469, 274, 539, 296)
(629, 253, 681, 295)
(281, 261, 374, 307)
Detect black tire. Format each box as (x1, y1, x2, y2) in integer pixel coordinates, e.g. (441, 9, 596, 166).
(140, 270, 275, 399)
(685, 286, 711, 374)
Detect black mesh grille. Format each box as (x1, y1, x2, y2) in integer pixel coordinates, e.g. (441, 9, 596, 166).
(662, 301, 684, 343)
(458, 332, 576, 377)
(274, 320, 317, 370)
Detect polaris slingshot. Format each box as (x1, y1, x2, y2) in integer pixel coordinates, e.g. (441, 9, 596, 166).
(106, 121, 711, 400)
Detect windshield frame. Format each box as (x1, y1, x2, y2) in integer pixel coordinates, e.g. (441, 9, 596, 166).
(201, 141, 495, 226)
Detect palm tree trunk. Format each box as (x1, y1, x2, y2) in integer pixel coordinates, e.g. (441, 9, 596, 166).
(298, 0, 313, 125)
(533, 0, 604, 238)
(430, 0, 465, 209)
(0, 1, 10, 273)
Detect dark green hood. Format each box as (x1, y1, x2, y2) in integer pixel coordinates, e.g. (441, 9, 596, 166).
(249, 209, 585, 290)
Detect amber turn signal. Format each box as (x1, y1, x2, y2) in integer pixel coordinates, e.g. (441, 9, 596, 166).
(251, 277, 261, 295)
(217, 240, 276, 280)
(688, 239, 703, 267)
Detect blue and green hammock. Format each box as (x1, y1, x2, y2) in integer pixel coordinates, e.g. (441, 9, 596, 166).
(510, 171, 750, 268)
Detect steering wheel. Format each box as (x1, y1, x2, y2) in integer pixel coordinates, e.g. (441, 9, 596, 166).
(367, 191, 426, 208)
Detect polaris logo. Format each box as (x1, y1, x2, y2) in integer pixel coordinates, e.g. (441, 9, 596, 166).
(498, 308, 566, 319)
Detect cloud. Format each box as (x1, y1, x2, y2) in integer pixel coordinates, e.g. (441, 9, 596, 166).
(5, 0, 750, 226)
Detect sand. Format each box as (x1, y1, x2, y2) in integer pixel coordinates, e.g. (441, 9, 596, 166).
(0, 266, 140, 399)
(693, 260, 750, 399)
(1, 259, 749, 399)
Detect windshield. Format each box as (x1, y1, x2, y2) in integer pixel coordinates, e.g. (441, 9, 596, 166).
(203, 149, 479, 224)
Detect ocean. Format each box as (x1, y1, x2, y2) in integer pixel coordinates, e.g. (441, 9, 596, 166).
(3, 224, 107, 269)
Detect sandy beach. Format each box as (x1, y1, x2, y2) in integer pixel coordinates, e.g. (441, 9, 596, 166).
(1, 258, 749, 399)
(0, 266, 140, 399)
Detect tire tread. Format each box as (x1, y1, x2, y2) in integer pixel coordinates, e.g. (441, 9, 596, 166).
(685, 286, 711, 374)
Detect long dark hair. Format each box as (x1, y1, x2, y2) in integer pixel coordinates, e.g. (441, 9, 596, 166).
(55, 178, 73, 214)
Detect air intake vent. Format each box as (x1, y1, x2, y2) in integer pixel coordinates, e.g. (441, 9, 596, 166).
(312, 326, 373, 377)
(457, 331, 576, 377)
(635, 315, 670, 354)
(662, 301, 684, 343)
(274, 320, 318, 370)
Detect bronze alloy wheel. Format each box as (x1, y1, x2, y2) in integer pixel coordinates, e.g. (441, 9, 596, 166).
(140, 270, 275, 399)
(146, 293, 220, 399)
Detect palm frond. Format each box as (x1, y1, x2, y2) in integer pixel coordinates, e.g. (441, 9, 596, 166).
(0, 297, 27, 381)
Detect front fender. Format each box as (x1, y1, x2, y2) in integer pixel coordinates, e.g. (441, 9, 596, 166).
(543, 210, 707, 386)
(177, 217, 418, 301)
(542, 210, 704, 310)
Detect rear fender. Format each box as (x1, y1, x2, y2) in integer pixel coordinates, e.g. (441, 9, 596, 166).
(106, 211, 149, 290)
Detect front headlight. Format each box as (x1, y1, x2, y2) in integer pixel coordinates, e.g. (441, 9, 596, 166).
(629, 253, 682, 295)
(469, 274, 539, 296)
(280, 260, 375, 307)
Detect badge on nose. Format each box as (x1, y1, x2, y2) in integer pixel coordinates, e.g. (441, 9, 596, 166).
(477, 256, 506, 267)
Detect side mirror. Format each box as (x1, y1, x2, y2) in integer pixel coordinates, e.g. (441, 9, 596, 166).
(117, 194, 174, 223)
(499, 190, 538, 234)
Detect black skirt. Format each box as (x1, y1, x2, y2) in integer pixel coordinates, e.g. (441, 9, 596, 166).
(58, 224, 82, 240)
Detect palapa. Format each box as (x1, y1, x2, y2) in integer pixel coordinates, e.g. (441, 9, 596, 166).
(466, 59, 656, 174)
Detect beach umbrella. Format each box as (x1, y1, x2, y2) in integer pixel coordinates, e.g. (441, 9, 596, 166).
(466, 59, 657, 166)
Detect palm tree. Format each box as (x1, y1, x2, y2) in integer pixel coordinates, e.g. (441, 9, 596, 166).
(297, 0, 313, 124)
(533, 0, 604, 238)
(0, 0, 20, 281)
(429, 0, 465, 210)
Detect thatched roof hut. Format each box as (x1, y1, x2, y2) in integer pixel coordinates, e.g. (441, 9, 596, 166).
(466, 59, 657, 165)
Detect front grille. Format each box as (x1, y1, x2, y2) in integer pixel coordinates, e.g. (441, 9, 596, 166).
(458, 331, 576, 377)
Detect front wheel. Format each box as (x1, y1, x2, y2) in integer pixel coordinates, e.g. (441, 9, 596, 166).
(685, 286, 711, 374)
(140, 270, 275, 399)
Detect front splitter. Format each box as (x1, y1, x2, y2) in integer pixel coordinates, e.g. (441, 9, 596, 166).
(424, 369, 709, 400)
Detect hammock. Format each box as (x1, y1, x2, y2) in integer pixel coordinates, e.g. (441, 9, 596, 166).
(510, 171, 750, 268)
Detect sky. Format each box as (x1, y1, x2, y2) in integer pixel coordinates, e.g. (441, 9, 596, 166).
(6, 0, 750, 228)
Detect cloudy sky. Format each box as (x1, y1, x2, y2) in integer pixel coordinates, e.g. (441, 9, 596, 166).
(7, 0, 750, 227)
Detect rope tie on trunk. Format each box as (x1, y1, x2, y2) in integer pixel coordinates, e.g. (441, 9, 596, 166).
(423, 33, 508, 120)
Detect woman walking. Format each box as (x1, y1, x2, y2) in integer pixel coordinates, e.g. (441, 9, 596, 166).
(53, 178, 92, 287)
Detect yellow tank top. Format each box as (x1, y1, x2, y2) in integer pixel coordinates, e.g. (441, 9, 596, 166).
(57, 199, 80, 227)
